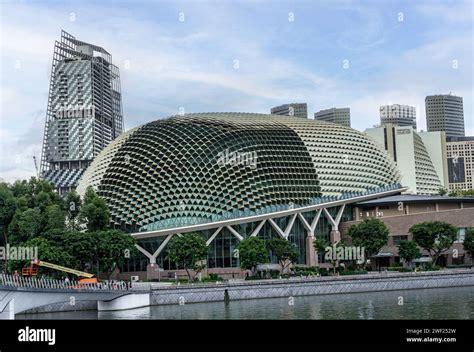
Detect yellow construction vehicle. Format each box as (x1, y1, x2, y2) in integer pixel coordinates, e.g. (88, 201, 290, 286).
(22, 260, 98, 284)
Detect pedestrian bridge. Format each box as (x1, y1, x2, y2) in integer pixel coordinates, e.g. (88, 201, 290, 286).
(0, 274, 150, 319)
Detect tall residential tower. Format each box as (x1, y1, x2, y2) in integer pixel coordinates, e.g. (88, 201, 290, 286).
(40, 31, 124, 193)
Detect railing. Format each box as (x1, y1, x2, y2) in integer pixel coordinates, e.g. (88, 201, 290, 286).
(0, 273, 130, 291)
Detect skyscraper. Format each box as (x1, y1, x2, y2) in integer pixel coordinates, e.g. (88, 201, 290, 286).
(446, 136, 474, 192)
(271, 103, 307, 118)
(379, 104, 416, 129)
(425, 94, 464, 138)
(314, 107, 351, 127)
(40, 30, 124, 193)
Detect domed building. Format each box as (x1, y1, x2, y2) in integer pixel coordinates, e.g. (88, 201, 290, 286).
(77, 113, 402, 276)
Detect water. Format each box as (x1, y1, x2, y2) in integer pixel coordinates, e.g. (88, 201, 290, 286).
(17, 286, 474, 320)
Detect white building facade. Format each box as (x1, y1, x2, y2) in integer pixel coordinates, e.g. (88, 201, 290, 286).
(365, 124, 447, 195)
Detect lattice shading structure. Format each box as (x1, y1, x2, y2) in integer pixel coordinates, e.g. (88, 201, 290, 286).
(40, 30, 123, 193)
(77, 113, 400, 232)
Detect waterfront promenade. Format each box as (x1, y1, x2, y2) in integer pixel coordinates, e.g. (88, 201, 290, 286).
(5, 269, 474, 316)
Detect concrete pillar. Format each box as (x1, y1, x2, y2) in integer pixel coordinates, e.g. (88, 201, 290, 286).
(354, 207, 360, 221)
(305, 236, 318, 267)
(146, 263, 157, 281)
(330, 230, 341, 243)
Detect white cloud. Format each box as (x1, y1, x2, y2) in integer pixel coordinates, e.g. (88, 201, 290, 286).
(0, 0, 472, 182)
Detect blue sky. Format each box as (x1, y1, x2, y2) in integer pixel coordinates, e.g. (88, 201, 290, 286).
(0, 0, 473, 181)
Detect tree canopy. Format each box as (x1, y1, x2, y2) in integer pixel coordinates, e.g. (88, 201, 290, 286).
(398, 240, 421, 265)
(463, 228, 474, 265)
(409, 221, 458, 265)
(347, 218, 389, 257)
(236, 236, 268, 274)
(167, 233, 208, 281)
(0, 177, 136, 279)
(79, 187, 110, 232)
(266, 237, 299, 273)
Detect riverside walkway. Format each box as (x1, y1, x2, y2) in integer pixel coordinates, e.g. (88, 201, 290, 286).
(0, 273, 142, 319)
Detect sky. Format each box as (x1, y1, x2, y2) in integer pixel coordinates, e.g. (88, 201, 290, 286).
(0, 0, 473, 182)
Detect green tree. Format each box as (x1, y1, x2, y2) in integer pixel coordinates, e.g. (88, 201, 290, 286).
(0, 183, 17, 271)
(79, 186, 110, 231)
(448, 189, 474, 197)
(0, 184, 16, 245)
(236, 237, 268, 275)
(45, 204, 66, 232)
(63, 191, 82, 231)
(62, 231, 96, 270)
(167, 233, 208, 282)
(438, 188, 448, 196)
(398, 240, 421, 266)
(266, 238, 299, 274)
(10, 178, 61, 209)
(347, 218, 389, 258)
(9, 237, 74, 277)
(92, 230, 137, 279)
(313, 238, 348, 274)
(463, 228, 474, 265)
(410, 221, 458, 266)
(8, 208, 42, 244)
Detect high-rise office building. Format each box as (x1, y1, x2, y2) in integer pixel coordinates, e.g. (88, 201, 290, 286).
(425, 94, 464, 138)
(40, 30, 124, 193)
(271, 103, 307, 118)
(314, 107, 351, 127)
(446, 136, 474, 192)
(365, 124, 447, 195)
(379, 104, 416, 129)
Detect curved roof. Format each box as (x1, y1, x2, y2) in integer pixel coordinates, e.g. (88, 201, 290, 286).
(77, 113, 400, 231)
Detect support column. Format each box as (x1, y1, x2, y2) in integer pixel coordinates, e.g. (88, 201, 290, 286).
(305, 235, 318, 267)
(330, 230, 341, 243)
(146, 263, 157, 281)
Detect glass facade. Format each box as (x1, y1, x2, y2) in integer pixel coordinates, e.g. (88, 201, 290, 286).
(120, 205, 354, 272)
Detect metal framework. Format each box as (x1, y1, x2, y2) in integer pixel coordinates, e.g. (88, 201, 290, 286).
(133, 186, 406, 267)
(40, 30, 123, 193)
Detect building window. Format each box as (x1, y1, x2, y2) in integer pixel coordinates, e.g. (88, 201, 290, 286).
(455, 228, 465, 243)
(392, 235, 408, 245)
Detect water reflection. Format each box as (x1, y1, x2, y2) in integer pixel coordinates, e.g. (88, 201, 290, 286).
(17, 286, 474, 320)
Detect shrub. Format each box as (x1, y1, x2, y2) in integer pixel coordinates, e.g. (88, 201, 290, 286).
(397, 267, 412, 272)
(318, 268, 329, 276)
(209, 273, 223, 281)
(294, 266, 319, 276)
(387, 266, 404, 271)
(446, 264, 472, 269)
(340, 270, 368, 276)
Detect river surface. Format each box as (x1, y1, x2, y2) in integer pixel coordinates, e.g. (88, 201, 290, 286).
(18, 286, 474, 320)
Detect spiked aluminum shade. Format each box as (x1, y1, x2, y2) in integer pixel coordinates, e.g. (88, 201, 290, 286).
(77, 113, 400, 232)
